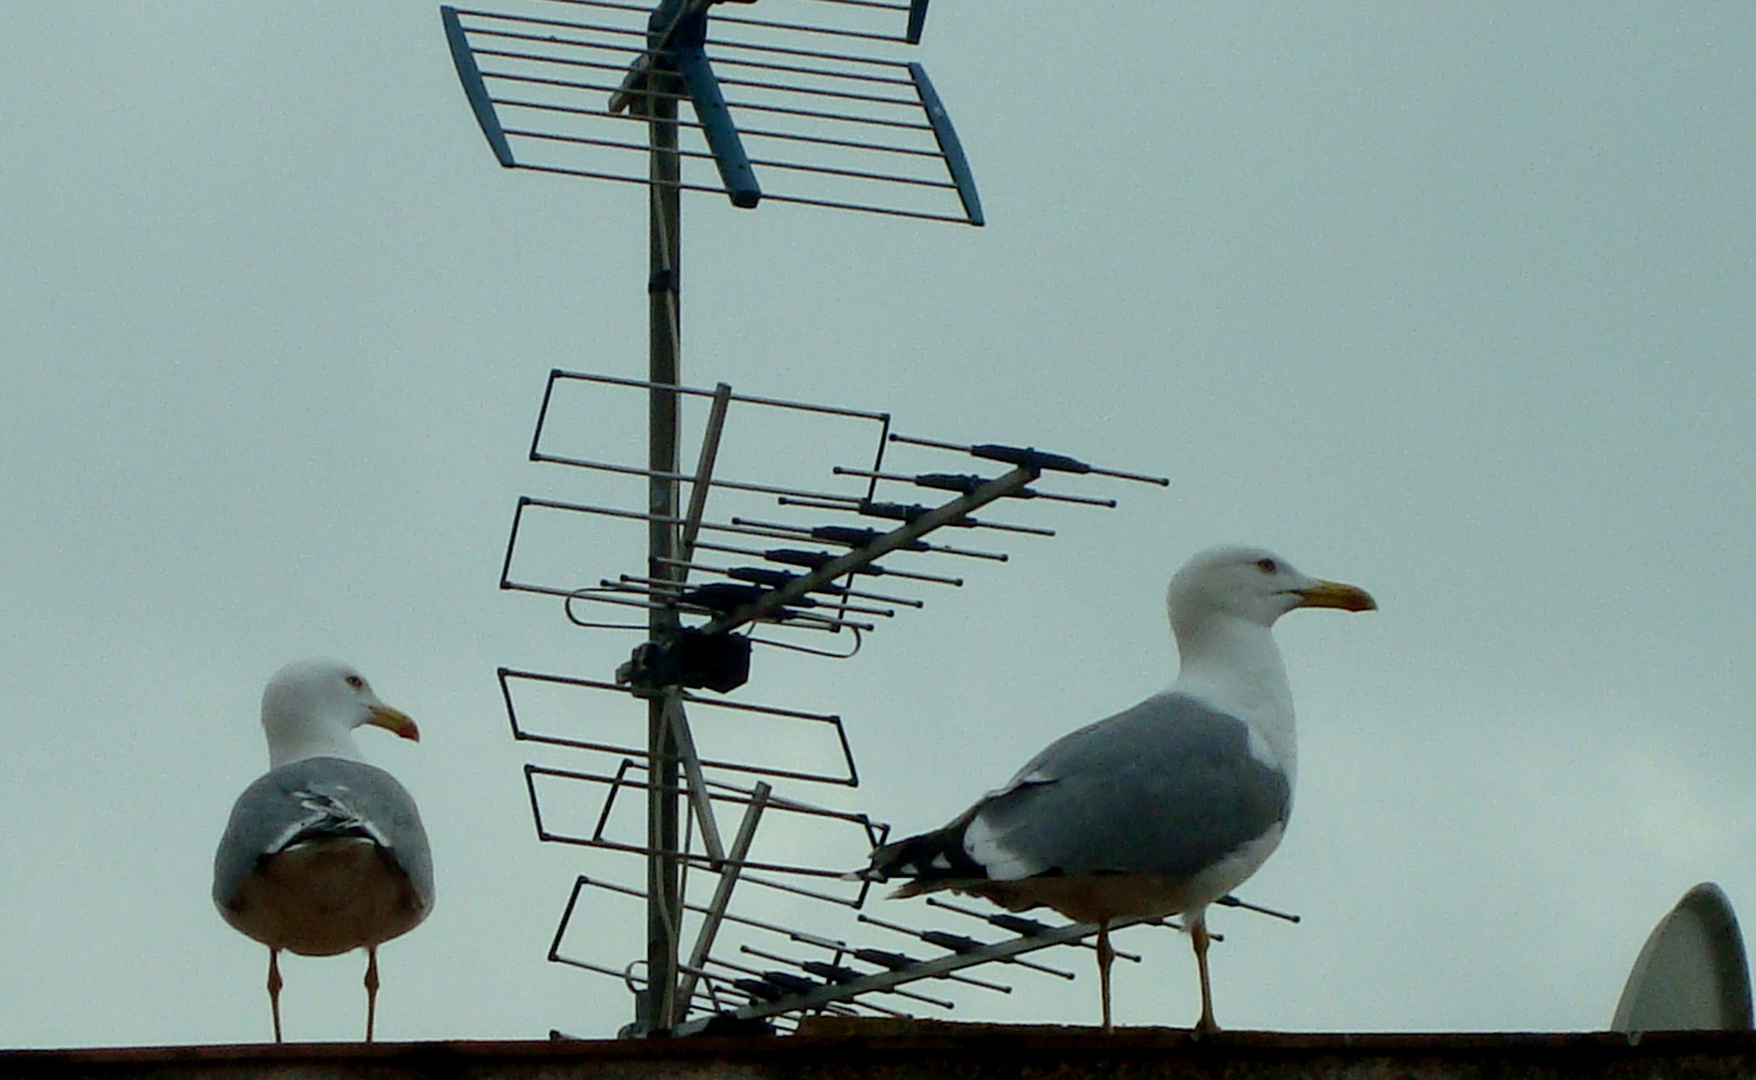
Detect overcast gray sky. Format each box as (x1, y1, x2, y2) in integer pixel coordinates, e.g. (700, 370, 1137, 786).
(3, 1, 1754, 1048)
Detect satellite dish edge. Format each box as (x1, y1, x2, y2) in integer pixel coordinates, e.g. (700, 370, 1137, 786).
(1612, 882, 1754, 1033)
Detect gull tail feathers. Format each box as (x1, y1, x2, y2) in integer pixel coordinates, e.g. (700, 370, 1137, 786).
(861, 808, 989, 895)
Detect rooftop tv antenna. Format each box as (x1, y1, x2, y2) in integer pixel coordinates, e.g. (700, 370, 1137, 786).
(442, 0, 990, 1035)
(445, 0, 1280, 1037)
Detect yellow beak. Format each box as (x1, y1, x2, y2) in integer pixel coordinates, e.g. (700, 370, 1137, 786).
(1295, 579, 1377, 612)
(368, 704, 421, 742)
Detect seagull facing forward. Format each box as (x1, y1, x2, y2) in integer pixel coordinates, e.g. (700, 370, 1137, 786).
(213, 660, 433, 1042)
(863, 545, 1375, 1032)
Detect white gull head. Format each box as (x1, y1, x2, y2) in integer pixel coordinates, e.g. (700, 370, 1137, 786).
(260, 659, 419, 769)
(1165, 545, 1376, 788)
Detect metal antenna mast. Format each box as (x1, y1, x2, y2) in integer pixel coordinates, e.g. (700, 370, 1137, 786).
(644, 116, 682, 1038)
(640, 6, 685, 1031)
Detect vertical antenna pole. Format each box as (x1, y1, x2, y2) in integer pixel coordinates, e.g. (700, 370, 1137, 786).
(642, 47, 686, 1036)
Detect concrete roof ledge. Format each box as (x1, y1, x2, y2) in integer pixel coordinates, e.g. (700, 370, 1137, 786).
(4, 1024, 1755, 1080)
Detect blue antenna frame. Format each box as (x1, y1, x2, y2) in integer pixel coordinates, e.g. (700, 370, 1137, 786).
(441, 0, 982, 224)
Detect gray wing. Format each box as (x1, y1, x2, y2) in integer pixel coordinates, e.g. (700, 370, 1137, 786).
(213, 756, 434, 911)
(969, 692, 1291, 880)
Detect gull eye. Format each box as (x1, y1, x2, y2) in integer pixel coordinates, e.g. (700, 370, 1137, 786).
(345, 674, 365, 689)
(1255, 558, 1278, 574)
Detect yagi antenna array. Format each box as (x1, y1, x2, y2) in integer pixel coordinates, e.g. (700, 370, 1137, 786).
(443, 0, 983, 223)
(491, 370, 1304, 1037)
(501, 371, 1169, 673)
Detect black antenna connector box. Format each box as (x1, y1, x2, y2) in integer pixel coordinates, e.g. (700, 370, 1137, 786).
(621, 629, 752, 693)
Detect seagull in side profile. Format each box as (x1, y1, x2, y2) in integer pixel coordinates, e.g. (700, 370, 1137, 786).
(213, 660, 434, 1042)
(862, 545, 1375, 1033)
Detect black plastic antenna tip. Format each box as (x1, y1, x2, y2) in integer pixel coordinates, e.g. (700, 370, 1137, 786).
(812, 525, 930, 552)
(921, 930, 985, 954)
(988, 913, 1052, 937)
(970, 444, 1092, 474)
(861, 501, 975, 527)
(854, 948, 921, 972)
